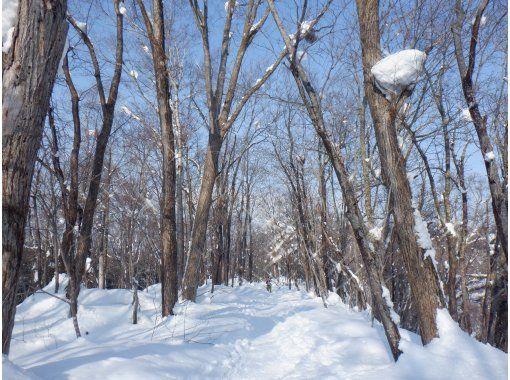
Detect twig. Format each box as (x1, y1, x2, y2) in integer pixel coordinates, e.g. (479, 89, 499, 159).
(35, 289, 71, 304)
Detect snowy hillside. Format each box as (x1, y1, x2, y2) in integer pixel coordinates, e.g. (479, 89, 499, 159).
(5, 277, 507, 380)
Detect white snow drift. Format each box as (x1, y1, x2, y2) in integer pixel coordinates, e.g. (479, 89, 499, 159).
(5, 275, 507, 379)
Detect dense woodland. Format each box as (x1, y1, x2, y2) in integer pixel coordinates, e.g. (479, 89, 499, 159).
(2, 0, 507, 364)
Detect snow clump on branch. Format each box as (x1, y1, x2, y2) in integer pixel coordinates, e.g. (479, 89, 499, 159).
(371, 49, 427, 99)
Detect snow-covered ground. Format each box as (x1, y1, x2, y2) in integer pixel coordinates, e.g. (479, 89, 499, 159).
(5, 275, 507, 379)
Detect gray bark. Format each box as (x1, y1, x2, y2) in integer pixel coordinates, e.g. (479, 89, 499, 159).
(2, 0, 68, 354)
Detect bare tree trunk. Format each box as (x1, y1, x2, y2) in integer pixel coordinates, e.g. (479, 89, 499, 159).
(318, 149, 331, 291)
(183, 133, 222, 299)
(248, 207, 253, 283)
(137, 0, 178, 316)
(486, 238, 507, 351)
(57, 4, 123, 334)
(443, 146, 458, 321)
(355, 0, 444, 345)
(132, 279, 139, 325)
(51, 199, 61, 294)
(452, 0, 508, 261)
(98, 149, 112, 289)
(49, 58, 82, 337)
(359, 97, 373, 226)
(2, 0, 68, 354)
(223, 155, 242, 285)
(452, 144, 472, 332)
(175, 133, 185, 285)
(32, 170, 44, 289)
(480, 205, 496, 343)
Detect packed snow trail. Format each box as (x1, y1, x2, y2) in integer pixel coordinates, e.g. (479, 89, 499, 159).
(6, 276, 507, 380)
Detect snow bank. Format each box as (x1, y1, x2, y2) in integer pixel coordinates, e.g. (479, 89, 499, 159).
(371, 49, 427, 98)
(3, 356, 39, 380)
(8, 280, 507, 379)
(391, 309, 507, 379)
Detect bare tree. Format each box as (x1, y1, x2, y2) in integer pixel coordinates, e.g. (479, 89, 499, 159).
(182, 0, 287, 301)
(49, 2, 124, 337)
(136, 0, 178, 317)
(268, 0, 402, 360)
(355, 0, 445, 344)
(452, 0, 508, 261)
(2, 0, 68, 354)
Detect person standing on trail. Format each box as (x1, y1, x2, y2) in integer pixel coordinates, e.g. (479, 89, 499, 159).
(266, 278, 272, 293)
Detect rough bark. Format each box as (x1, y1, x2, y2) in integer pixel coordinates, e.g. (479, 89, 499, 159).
(137, 0, 178, 317)
(183, 132, 223, 299)
(355, 0, 445, 345)
(2, 0, 68, 354)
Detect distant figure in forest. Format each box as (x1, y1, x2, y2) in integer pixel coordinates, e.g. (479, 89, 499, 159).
(266, 278, 272, 293)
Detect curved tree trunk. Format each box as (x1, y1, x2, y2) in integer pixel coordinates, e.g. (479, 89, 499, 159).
(452, 0, 508, 261)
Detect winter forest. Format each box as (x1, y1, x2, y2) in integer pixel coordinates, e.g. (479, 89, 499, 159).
(2, 0, 508, 378)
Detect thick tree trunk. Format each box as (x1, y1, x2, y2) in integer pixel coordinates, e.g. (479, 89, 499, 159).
(355, 0, 444, 345)
(487, 240, 507, 352)
(2, 0, 68, 354)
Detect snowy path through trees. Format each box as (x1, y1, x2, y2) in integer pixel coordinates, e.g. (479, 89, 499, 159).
(5, 277, 507, 380)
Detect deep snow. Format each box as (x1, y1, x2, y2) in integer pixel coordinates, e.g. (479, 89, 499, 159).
(5, 275, 507, 379)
